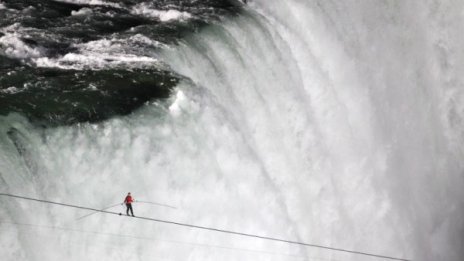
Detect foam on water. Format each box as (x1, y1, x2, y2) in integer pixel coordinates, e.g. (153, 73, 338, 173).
(32, 37, 162, 70)
(55, 0, 121, 8)
(132, 3, 193, 22)
(0, 86, 20, 94)
(70, 7, 92, 16)
(35, 53, 158, 70)
(0, 33, 43, 60)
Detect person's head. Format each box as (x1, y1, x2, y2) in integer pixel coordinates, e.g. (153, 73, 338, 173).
(128, 192, 131, 195)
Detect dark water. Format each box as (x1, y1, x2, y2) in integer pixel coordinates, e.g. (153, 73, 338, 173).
(0, 0, 244, 126)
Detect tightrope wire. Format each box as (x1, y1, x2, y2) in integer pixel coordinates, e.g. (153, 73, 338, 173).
(0, 193, 411, 261)
(76, 203, 123, 220)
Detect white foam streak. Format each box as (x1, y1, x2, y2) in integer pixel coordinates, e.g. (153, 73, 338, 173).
(132, 3, 192, 22)
(35, 37, 160, 70)
(0, 33, 42, 59)
(55, 0, 120, 8)
(0, 86, 20, 94)
(35, 53, 158, 70)
(71, 7, 92, 16)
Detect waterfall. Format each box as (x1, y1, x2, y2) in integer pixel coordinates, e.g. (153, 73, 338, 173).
(1, 1, 464, 260)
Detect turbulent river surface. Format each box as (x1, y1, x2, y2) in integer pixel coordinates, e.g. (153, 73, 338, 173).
(1, 0, 464, 261)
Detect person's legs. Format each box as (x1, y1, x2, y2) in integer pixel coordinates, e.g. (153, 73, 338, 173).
(129, 204, 134, 216)
(126, 204, 130, 215)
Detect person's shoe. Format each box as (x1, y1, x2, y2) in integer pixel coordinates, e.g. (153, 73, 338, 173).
(132, 214, 135, 217)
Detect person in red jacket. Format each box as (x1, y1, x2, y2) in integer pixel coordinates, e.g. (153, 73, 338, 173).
(124, 192, 135, 217)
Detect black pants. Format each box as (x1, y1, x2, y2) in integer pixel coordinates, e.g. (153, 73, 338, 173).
(126, 203, 134, 216)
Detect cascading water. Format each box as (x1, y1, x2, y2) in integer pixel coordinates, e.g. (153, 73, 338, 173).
(1, 0, 464, 261)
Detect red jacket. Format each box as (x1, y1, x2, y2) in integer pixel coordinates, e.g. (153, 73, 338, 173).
(124, 195, 134, 204)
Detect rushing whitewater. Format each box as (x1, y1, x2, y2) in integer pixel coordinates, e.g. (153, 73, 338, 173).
(1, 0, 464, 261)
